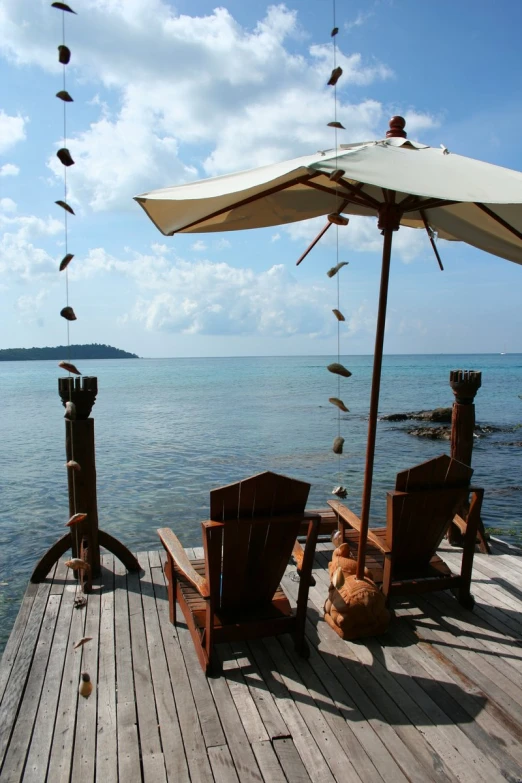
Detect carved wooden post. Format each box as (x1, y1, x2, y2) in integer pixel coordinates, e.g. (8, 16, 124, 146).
(31, 375, 141, 582)
(448, 370, 489, 553)
(59, 375, 100, 577)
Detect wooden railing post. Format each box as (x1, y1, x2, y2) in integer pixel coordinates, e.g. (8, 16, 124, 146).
(448, 370, 489, 552)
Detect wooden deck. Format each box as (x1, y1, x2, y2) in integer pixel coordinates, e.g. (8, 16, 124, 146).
(2, 539, 522, 783)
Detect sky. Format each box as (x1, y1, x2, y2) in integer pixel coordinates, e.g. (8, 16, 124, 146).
(0, 0, 521, 358)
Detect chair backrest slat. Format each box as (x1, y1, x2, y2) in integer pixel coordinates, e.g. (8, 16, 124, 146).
(206, 471, 310, 610)
(388, 454, 474, 568)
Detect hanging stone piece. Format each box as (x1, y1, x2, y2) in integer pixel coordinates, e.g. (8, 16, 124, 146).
(56, 90, 73, 102)
(64, 400, 76, 420)
(58, 45, 71, 64)
(60, 306, 77, 321)
(65, 557, 90, 570)
(59, 360, 81, 374)
(333, 436, 345, 454)
(66, 513, 87, 527)
(57, 148, 75, 167)
(329, 169, 345, 182)
(331, 26, 339, 36)
(59, 253, 74, 271)
(51, 2, 77, 13)
(66, 459, 81, 471)
(79, 672, 93, 699)
(329, 397, 349, 412)
(327, 66, 342, 86)
(327, 261, 348, 278)
(332, 486, 348, 499)
(327, 121, 346, 130)
(55, 200, 75, 215)
(332, 309, 345, 321)
(327, 363, 351, 378)
(327, 213, 349, 226)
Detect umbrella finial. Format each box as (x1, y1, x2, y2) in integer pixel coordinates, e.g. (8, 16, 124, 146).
(386, 116, 407, 139)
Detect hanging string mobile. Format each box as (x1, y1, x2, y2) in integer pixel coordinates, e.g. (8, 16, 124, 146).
(51, 1, 91, 590)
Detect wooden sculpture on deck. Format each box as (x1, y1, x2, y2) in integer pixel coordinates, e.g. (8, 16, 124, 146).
(159, 471, 320, 675)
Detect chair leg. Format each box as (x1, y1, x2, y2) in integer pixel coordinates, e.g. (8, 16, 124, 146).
(293, 632, 310, 658)
(164, 556, 176, 625)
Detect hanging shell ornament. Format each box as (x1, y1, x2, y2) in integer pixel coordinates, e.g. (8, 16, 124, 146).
(55, 199, 75, 215)
(333, 436, 345, 454)
(331, 529, 342, 547)
(79, 672, 92, 699)
(332, 486, 348, 499)
(65, 557, 90, 571)
(74, 637, 92, 650)
(332, 566, 345, 589)
(57, 148, 75, 167)
(66, 459, 81, 471)
(327, 121, 346, 130)
(59, 360, 81, 374)
(327, 363, 351, 378)
(327, 261, 348, 278)
(58, 45, 71, 64)
(59, 253, 74, 271)
(64, 400, 76, 420)
(56, 90, 74, 102)
(327, 66, 343, 86)
(60, 306, 77, 321)
(327, 213, 349, 226)
(66, 513, 87, 527)
(329, 169, 345, 182)
(52, 2, 77, 12)
(332, 309, 345, 321)
(329, 397, 349, 412)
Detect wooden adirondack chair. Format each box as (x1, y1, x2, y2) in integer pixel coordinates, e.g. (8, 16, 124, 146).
(328, 455, 484, 609)
(158, 471, 320, 675)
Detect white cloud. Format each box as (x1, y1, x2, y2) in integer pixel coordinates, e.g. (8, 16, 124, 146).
(0, 208, 62, 282)
(191, 240, 207, 252)
(68, 243, 335, 337)
(0, 163, 20, 177)
(16, 288, 48, 322)
(0, 197, 17, 213)
(0, 1, 431, 214)
(0, 110, 27, 154)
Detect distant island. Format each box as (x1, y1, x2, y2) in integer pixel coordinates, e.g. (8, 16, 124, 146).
(0, 344, 139, 361)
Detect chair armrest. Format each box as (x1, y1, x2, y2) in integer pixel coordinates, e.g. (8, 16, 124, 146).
(158, 527, 210, 598)
(328, 500, 391, 554)
(292, 540, 316, 586)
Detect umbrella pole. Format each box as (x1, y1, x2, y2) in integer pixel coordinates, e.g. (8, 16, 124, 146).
(356, 205, 400, 580)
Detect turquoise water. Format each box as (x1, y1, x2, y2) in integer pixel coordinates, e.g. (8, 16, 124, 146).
(1, 354, 521, 653)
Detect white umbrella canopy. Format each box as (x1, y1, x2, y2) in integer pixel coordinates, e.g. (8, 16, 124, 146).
(135, 117, 522, 580)
(136, 126, 522, 266)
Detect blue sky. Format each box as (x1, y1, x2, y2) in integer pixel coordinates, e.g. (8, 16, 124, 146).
(0, 0, 521, 357)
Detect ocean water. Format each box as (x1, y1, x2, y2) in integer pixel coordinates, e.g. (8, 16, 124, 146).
(1, 354, 521, 653)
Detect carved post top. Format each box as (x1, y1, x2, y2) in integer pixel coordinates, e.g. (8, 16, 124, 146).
(449, 369, 482, 404)
(58, 375, 98, 419)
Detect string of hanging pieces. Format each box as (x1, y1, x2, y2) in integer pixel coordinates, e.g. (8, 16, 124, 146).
(325, 1, 350, 501)
(51, 1, 90, 592)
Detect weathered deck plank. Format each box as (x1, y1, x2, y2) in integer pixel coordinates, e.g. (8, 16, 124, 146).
(1, 541, 522, 783)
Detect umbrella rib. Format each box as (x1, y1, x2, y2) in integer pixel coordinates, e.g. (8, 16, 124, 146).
(338, 179, 382, 209)
(295, 198, 350, 266)
(168, 171, 323, 234)
(304, 180, 374, 210)
(420, 209, 444, 271)
(402, 197, 459, 213)
(476, 203, 522, 242)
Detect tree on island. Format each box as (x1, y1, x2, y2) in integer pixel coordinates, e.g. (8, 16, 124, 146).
(0, 343, 138, 361)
